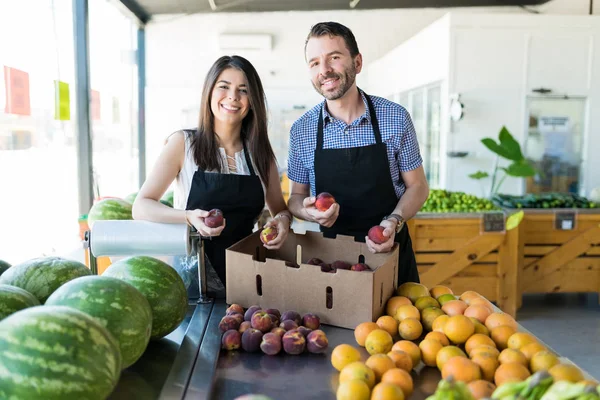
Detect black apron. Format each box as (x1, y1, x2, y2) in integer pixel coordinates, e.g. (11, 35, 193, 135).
(314, 91, 419, 285)
(185, 133, 265, 291)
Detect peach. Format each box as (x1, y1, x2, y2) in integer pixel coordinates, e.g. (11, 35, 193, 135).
(320, 263, 332, 273)
(228, 313, 244, 325)
(331, 260, 352, 270)
(280, 320, 299, 331)
(302, 313, 321, 330)
(271, 327, 286, 337)
(221, 329, 241, 351)
(239, 321, 252, 334)
(241, 328, 263, 352)
(260, 226, 278, 244)
(281, 310, 302, 326)
(260, 332, 282, 355)
(251, 311, 273, 333)
(368, 225, 387, 244)
(226, 304, 244, 315)
(297, 326, 313, 338)
(282, 329, 306, 355)
(219, 315, 241, 333)
(306, 329, 329, 354)
(264, 308, 281, 320)
(351, 263, 370, 271)
(307, 257, 323, 265)
(315, 192, 335, 211)
(205, 209, 224, 228)
(244, 305, 261, 321)
(267, 313, 280, 327)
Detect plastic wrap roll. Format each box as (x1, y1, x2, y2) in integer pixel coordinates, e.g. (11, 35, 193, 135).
(90, 220, 191, 257)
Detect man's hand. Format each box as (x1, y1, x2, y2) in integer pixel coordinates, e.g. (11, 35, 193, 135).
(303, 196, 339, 227)
(365, 219, 396, 253)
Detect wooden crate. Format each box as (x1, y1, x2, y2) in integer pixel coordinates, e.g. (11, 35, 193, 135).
(520, 210, 600, 297)
(407, 214, 522, 317)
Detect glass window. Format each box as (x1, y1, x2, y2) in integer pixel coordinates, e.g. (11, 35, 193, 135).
(89, 0, 139, 199)
(524, 97, 586, 194)
(0, 0, 79, 263)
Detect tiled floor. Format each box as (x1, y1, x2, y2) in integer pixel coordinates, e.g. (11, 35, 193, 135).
(516, 293, 600, 380)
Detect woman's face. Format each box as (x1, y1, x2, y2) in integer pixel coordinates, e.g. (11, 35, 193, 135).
(210, 67, 251, 127)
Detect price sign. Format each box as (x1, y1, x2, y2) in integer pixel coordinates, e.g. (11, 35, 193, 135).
(554, 210, 576, 230)
(481, 212, 506, 234)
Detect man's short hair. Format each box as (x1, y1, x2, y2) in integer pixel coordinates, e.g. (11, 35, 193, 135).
(305, 21, 360, 58)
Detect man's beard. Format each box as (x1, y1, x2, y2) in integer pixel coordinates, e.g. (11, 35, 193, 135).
(312, 65, 356, 100)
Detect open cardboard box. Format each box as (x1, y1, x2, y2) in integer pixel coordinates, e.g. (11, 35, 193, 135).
(225, 230, 399, 330)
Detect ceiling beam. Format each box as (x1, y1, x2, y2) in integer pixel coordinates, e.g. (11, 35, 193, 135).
(117, 0, 151, 24)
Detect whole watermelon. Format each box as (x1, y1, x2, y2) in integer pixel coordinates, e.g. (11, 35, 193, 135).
(103, 256, 187, 339)
(124, 192, 138, 204)
(46, 275, 153, 369)
(87, 198, 133, 228)
(0, 284, 40, 320)
(0, 257, 92, 303)
(0, 259, 10, 276)
(161, 190, 174, 207)
(0, 305, 121, 399)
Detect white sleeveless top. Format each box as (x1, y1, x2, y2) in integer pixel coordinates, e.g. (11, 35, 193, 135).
(173, 131, 265, 210)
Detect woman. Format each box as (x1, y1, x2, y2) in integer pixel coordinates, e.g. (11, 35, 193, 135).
(133, 55, 291, 297)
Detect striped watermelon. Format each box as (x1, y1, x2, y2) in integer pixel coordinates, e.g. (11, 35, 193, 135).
(103, 256, 188, 339)
(124, 192, 137, 204)
(125, 191, 173, 207)
(0, 305, 121, 399)
(87, 198, 133, 228)
(46, 275, 152, 369)
(0, 284, 40, 320)
(0, 259, 10, 276)
(0, 257, 92, 303)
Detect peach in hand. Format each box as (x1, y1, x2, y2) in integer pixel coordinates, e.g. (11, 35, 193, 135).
(205, 209, 224, 228)
(315, 192, 336, 212)
(260, 226, 278, 244)
(368, 225, 387, 244)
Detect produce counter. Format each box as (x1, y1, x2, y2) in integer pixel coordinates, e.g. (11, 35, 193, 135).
(108, 300, 593, 400)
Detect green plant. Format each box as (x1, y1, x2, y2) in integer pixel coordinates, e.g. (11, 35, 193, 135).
(469, 126, 535, 198)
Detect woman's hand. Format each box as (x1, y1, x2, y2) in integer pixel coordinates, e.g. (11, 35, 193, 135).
(262, 215, 290, 250)
(186, 209, 226, 237)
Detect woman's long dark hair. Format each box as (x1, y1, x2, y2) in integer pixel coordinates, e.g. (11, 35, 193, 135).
(191, 55, 275, 188)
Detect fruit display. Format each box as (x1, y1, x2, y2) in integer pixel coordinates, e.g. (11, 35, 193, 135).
(0, 259, 10, 276)
(0, 284, 40, 320)
(103, 255, 188, 340)
(330, 282, 594, 400)
(0, 256, 92, 303)
(306, 257, 371, 273)
(420, 189, 500, 213)
(220, 304, 329, 356)
(87, 198, 133, 228)
(492, 193, 599, 209)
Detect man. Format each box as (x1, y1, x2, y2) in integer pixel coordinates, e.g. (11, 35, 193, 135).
(286, 21, 429, 284)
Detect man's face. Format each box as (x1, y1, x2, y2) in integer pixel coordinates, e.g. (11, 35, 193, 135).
(305, 35, 362, 100)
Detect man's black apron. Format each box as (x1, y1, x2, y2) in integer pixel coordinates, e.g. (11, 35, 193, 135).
(313, 91, 419, 285)
(185, 132, 265, 295)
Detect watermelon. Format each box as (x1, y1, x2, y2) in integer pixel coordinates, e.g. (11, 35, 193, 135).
(103, 256, 187, 339)
(161, 190, 174, 207)
(87, 198, 132, 228)
(0, 284, 40, 320)
(0, 259, 10, 276)
(124, 192, 137, 204)
(46, 275, 152, 369)
(0, 257, 92, 303)
(0, 305, 121, 399)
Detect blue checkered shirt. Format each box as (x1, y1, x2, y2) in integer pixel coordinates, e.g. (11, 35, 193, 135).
(287, 91, 423, 198)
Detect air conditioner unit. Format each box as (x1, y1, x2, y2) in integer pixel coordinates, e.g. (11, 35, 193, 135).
(217, 33, 272, 52)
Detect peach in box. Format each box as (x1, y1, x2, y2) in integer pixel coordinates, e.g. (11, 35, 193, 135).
(315, 192, 335, 212)
(205, 209, 224, 228)
(351, 263, 370, 272)
(260, 227, 278, 244)
(368, 225, 387, 244)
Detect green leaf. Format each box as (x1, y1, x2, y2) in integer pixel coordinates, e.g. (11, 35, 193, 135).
(506, 210, 524, 230)
(481, 138, 515, 160)
(502, 161, 536, 177)
(498, 126, 524, 161)
(469, 171, 490, 180)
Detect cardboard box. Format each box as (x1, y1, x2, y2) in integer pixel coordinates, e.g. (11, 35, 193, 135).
(226, 230, 399, 330)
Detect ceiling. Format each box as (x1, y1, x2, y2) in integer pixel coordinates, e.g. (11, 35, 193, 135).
(119, 0, 552, 23)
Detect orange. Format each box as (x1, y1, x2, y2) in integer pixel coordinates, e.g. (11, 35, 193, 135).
(331, 344, 362, 372)
(387, 350, 413, 372)
(441, 300, 469, 316)
(419, 338, 443, 367)
(392, 340, 421, 367)
(394, 305, 420, 322)
(470, 345, 500, 359)
(366, 354, 396, 381)
(465, 334, 496, 356)
(468, 297, 495, 313)
(354, 322, 379, 347)
(386, 296, 412, 317)
(471, 353, 499, 382)
(424, 331, 450, 346)
(371, 382, 405, 400)
(336, 379, 371, 400)
(398, 318, 423, 341)
(365, 329, 393, 355)
(443, 315, 475, 344)
(436, 346, 467, 371)
(377, 316, 399, 337)
(381, 368, 414, 397)
(464, 305, 492, 324)
(498, 348, 528, 367)
(414, 296, 440, 312)
(468, 380, 496, 399)
(442, 357, 482, 383)
(485, 313, 518, 331)
(520, 342, 546, 361)
(421, 307, 446, 331)
(459, 290, 483, 304)
(430, 285, 453, 299)
(507, 332, 537, 351)
(490, 325, 517, 350)
(548, 364, 585, 383)
(494, 362, 530, 387)
(432, 315, 450, 333)
(530, 351, 559, 373)
(470, 318, 490, 336)
(339, 361, 376, 389)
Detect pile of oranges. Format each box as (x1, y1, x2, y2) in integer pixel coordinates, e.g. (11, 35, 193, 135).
(331, 283, 594, 400)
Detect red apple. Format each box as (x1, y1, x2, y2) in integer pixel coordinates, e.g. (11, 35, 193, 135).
(315, 192, 336, 212)
(368, 225, 387, 244)
(205, 208, 224, 228)
(261, 226, 278, 244)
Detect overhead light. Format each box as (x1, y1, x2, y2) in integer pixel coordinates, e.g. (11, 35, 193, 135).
(349, 0, 361, 8)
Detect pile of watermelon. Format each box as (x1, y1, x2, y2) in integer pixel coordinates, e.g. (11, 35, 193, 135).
(0, 254, 188, 399)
